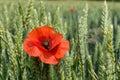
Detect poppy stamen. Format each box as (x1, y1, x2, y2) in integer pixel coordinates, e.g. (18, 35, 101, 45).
(42, 41, 50, 50)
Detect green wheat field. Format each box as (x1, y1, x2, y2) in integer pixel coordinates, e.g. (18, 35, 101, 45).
(0, 0, 120, 80)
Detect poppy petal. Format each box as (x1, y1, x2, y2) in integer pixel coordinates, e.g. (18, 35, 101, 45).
(50, 34, 62, 50)
(23, 38, 42, 57)
(40, 26, 55, 34)
(55, 40, 69, 59)
(39, 52, 58, 65)
(28, 25, 55, 40)
(28, 28, 41, 40)
(38, 26, 55, 39)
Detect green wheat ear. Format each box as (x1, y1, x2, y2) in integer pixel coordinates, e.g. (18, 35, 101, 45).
(53, 7, 61, 32)
(107, 25, 115, 80)
(98, 1, 108, 79)
(100, 1, 115, 80)
(40, 1, 47, 26)
(23, 0, 33, 28)
(32, 9, 39, 28)
(47, 12, 52, 26)
(0, 21, 7, 80)
(65, 56, 72, 80)
(77, 3, 88, 80)
(7, 30, 17, 80)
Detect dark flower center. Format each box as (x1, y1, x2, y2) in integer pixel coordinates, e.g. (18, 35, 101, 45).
(42, 41, 50, 50)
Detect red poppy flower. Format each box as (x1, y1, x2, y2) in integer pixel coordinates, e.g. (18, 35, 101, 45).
(23, 25, 69, 65)
(69, 8, 74, 13)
